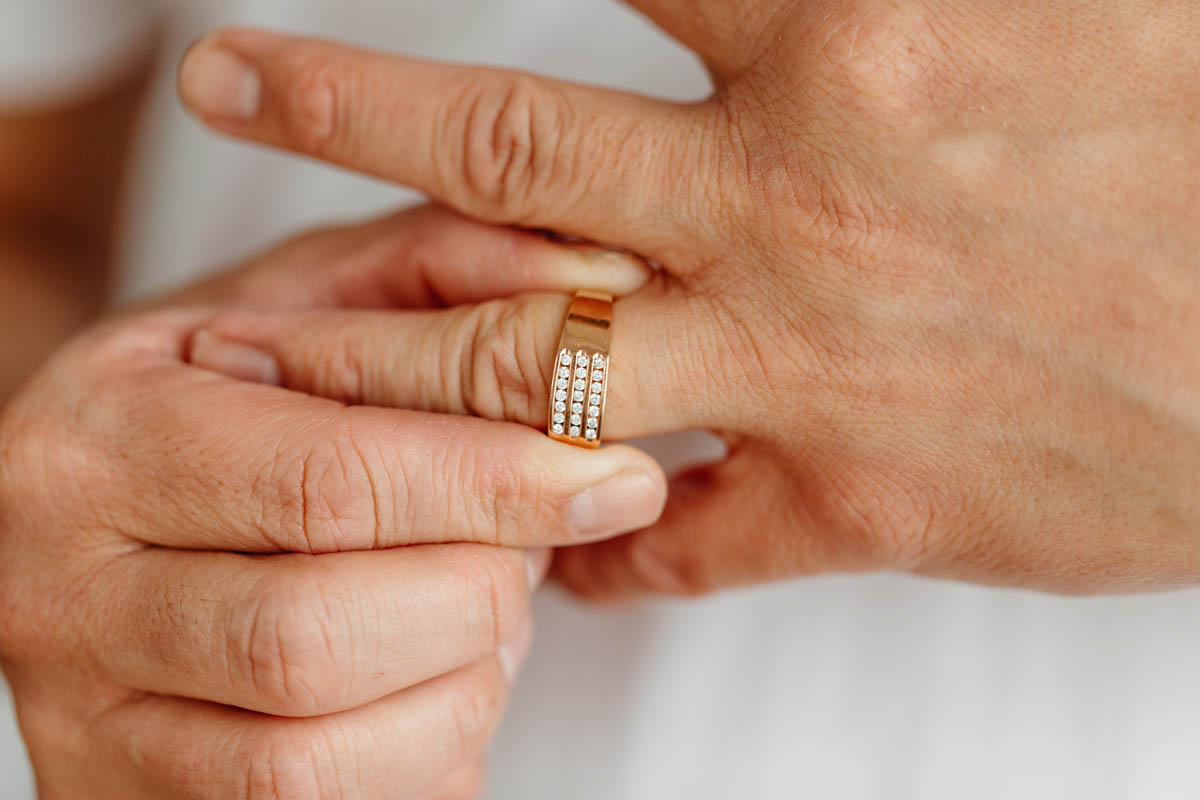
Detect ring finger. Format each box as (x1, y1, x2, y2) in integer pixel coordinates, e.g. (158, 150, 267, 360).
(190, 282, 743, 441)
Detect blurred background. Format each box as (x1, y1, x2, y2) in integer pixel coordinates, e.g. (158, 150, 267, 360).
(2, 2, 1200, 798)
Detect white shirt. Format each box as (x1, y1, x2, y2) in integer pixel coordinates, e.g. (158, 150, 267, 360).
(2, 3, 1200, 799)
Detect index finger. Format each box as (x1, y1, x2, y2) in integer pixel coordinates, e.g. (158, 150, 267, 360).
(178, 28, 709, 262)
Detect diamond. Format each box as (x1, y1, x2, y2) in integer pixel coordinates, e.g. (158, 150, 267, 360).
(569, 426, 582, 437)
(587, 418, 599, 429)
(575, 366, 589, 378)
(558, 366, 571, 379)
(592, 369, 604, 382)
(585, 429, 598, 440)
(593, 353, 605, 365)
(555, 390, 567, 401)
(556, 378, 568, 390)
(573, 379, 586, 390)
(571, 402, 583, 414)
(553, 412, 565, 424)
(560, 352, 572, 366)
(573, 390, 585, 402)
(552, 424, 564, 435)
(589, 395, 601, 406)
(591, 382, 603, 394)
(576, 351, 588, 365)
(588, 406, 600, 418)
(570, 414, 582, 426)
(554, 401, 566, 413)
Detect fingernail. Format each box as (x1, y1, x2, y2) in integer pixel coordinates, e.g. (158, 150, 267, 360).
(524, 548, 552, 591)
(568, 248, 654, 296)
(190, 331, 281, 385)
(180, 42, 261, 119)
(497, 617, 535, 685)
(569, 473, 665, 540)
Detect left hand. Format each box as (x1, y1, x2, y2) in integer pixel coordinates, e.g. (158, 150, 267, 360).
(178, 3, 1200, 600)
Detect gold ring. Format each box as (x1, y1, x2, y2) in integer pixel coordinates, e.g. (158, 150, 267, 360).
(548, 290, 612, 449)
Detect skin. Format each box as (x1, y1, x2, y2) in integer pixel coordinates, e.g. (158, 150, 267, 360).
(0, 208, 666, 799)
(173, 0, 1200, 603)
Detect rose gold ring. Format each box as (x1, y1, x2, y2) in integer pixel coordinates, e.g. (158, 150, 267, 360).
(547, 290, 612, 449)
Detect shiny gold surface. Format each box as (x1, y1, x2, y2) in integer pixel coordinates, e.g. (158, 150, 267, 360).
(548, 290, 613, 449)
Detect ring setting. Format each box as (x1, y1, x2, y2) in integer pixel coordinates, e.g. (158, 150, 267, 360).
(548, 290, 612, 449)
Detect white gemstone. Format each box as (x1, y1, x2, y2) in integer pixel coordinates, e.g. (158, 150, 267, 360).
(587, 417, 599, 428)
(575, 366, 589, 379)
(558, 366, 571, 379)
(591, 382, 603, 394)
(573, 390, 585, 402)
(569, 426, 582, 437)
(576, 351, 588, 364)
(593, 353, 605, 365)
(554, 401, 566, 412)
(553, 412, 565, 424)
(585, 429, 598, 440)
(556, 378, 568, 390)
(589, 395, 601, 406)
(571, 402, 583, 414)
(570, 414, 582, 426)
(588, 406, 600, 417)
(555, 389, 567, 401)
(561, 352, 573, 365)
(592, 369, 604, 382)
(573, 379, 586, 390)
(552, 424, 564, 435)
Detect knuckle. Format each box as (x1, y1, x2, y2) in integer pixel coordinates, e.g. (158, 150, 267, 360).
(809, 5, 950, 129)
(442, 73, 568, 220)
(229, 570, 352, 717)
(456, 437, 556, 546)
(626, 533, 718, 598)
(241, 726, 341, 800)
(444, 665, 508, 760)
(278, 48, 347, 156)
(259, 423, 380, 553)
(461, 297, 553, 426)
(817, 462, 940, 570)
(451, 548, 527, 650)
(310, 322, 370, 405)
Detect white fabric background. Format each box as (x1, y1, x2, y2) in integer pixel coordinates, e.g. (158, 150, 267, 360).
(2, 2, 1200, 798)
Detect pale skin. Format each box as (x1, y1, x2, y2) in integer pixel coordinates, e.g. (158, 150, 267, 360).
(173, 0, 1200, 599)
(0, 207, 667, 798)
(2, 0, 1200, 796)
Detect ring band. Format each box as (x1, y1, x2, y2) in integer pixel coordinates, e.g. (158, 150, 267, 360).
(548, 290, 612, 449)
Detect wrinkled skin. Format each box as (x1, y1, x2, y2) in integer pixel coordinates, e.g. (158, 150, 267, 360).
(178, 0, 1200, 600)
(0, 207, 663, 799)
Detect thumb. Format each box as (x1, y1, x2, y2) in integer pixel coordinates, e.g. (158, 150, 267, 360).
(551, 448, 837, 601)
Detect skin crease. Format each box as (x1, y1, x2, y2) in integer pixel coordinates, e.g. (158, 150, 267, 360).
(0, 209, 663, 799)
(172, 0, 1200, 603)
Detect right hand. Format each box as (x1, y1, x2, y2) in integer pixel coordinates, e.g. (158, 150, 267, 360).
(0, 212, 666, 798)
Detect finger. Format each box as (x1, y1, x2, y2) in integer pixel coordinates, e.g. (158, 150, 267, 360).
(86, 332, 666, 553)
(87, 544, 542, 718)
(97, 654, 515, 799)
(178, 28, 709, 259)
(169, 204, 653, 312)
(552, 449, 834, 601)
(190, 283, 739, 442)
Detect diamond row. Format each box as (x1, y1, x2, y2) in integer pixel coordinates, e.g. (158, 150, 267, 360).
(552, 349, 605, 441)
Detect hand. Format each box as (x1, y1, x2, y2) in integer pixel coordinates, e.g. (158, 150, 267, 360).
(0, 212, 666, 798)
(178, 3, 1200, 600)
